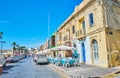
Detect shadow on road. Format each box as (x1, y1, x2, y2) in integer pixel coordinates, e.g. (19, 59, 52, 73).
(19, 61, 25, 63)
(2, 64, 19, 75)
(3, 64, 19, 71)
(38, 63, 49, 65)
(2, 71, 9, 74)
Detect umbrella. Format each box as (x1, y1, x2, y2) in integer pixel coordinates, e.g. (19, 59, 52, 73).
(51, 45, 75, 51)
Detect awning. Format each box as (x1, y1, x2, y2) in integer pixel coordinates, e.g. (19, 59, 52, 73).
(43, 49, 51, 53)
(51, 45, 75, 51)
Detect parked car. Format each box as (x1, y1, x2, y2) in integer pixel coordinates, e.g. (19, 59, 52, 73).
(33, 55, 38, 63)
(6, 56, 19, 63)
(0, 53, 6, 67)
(5, 57, 14, 63)
(12, 56, 18, 62)
(35, 54, 49, 65)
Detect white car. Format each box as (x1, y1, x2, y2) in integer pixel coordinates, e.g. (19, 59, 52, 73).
(36, 54, 49, 65)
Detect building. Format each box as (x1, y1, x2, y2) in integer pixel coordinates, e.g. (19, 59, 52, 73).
(50, 33, 56, 48)
(55, 0, 120, 67)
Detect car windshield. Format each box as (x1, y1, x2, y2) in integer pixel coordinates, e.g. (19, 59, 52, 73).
(37, 55, 46, 58)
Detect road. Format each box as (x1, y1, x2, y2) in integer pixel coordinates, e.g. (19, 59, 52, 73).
(0, 57, 62, 78)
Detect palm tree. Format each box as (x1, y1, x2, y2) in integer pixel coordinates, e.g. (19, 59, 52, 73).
(16, 45, 21, 54)
(0, 32, 3, 53)
(24, 48, 29, 55)
(11, 42, 17, 56)
(0, 32, 3, 38)
(19, 46, 26, 54)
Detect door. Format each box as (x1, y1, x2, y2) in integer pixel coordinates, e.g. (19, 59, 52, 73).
(81, 43, 86, 63)
(92, 40, 99, 64)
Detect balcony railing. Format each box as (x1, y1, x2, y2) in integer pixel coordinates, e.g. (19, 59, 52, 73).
(57, 40, 62, 45)
(76, 29, 86, 38)
(63, 36, 68, 41)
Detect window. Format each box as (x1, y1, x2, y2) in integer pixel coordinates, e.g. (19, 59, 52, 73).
(73, 44, 76, 48)
(57, 34, 59, 41)
(92, 39, 99, 60)
(89, 13, 94, 26)
(59, 33, 62, 40)
(82, 21, 85, 29)
(72, 25, 75, 34)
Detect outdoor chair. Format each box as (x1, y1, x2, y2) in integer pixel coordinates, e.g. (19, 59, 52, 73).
(69, 58, 75, 67)
(50, 58, 54, 64)
(65, 58, 70, 67)
(57, 58, 62, 66)
(54, 58, 58, 66)
(73, 58, 79, 67)
(61, 58, 66, 67)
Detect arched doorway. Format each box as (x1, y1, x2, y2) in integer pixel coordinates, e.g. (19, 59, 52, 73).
(81, 43, 86, 63)
(92, 39, 99, 64)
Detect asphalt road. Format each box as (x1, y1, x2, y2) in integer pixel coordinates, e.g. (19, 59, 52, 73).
(0, 57, 62, 78)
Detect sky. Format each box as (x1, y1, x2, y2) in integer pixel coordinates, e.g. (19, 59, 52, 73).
(0, 0, 82, 50)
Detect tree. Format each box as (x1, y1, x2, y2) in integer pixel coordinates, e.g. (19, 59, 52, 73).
(19, 46, 26, 54)
(24, 48, 29, 54)
(11, 42, 17, 56)
(0, 32, 3, 38)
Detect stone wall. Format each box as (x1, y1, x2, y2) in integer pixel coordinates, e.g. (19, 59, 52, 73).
(89, 30, 108, 67)
(105, 0, 120, 30)
(106, 28, 120, 67)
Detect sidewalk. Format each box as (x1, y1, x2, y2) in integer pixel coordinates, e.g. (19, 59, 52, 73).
(49, 63, 120, 78)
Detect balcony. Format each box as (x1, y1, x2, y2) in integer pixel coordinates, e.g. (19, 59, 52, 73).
(57, 39, 62, 45)
(63, 36, 71, 42)
(63, 36, 68, 41)
(76, 29, 86, 39)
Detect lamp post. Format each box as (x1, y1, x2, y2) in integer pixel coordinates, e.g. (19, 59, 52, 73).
(1, 41, 6, 53)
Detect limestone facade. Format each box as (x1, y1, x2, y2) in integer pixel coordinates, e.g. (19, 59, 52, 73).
(55, 0, 120, 67)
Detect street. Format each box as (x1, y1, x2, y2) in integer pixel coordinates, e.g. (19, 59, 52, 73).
(0, 57, 62, 78)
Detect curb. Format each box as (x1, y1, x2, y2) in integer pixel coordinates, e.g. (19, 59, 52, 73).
(49, 64, 65, 72)
(102, 66, 120, 77)
(49, 64, 102, 78)
(102, 69, 120, 77)
(49, 64, 70, 78)
(49, 64, 120, 78)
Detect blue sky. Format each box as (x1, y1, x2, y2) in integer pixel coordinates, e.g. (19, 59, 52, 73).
(0, 0, 82, 50)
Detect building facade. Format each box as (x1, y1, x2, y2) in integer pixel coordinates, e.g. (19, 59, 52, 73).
(55, 0, 120, 67)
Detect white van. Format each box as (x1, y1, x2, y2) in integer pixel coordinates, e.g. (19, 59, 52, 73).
(0, 53, 6, 67)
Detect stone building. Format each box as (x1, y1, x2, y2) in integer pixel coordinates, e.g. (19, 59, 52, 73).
(55, 0, 120, 67)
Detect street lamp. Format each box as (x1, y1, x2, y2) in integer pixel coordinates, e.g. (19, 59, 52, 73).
(1, 41, 6, 53)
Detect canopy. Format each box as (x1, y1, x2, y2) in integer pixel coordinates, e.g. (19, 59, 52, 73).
(51, 45, 75, 51)
(36, 51, 43, 54)
(43, 49, 51, 53)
